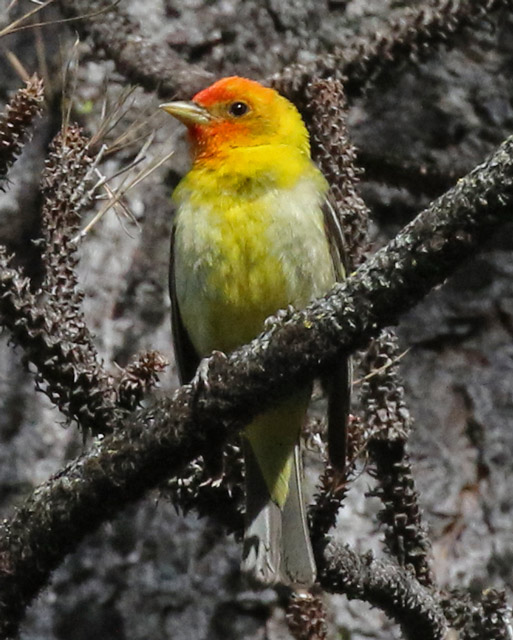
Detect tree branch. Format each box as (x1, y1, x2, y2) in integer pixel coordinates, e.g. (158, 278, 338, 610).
(272, 0, 513, 104)
(0, 75, 44, 187)
(2, 133, 513, 635)
(55, 0, 513, 105)
(302, 78, 370, 269)
(318, 542, 446, 640)
(362, 330, 433, 587)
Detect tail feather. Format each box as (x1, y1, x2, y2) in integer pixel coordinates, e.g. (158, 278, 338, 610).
(279, 444, 316, 585)
(242, 442, 281, 583)
(241, 441, 316, 587)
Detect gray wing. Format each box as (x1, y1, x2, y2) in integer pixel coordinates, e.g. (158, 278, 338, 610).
(169, 224, 200, 385)
(322, 194, 352, 472)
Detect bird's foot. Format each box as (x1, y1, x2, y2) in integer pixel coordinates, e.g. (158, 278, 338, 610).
(264, 304, 296, 331)
(191, 351, 228, 480)
(191, 350, 228, 398)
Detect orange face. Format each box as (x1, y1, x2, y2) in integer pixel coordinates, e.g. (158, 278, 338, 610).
(160, 76, 309, 162)
(189, 77, 277, 158)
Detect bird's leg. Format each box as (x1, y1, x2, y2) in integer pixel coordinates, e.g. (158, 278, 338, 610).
(191, 350, 229, 483)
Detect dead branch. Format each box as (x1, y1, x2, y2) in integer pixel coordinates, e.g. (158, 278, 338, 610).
(301, 78, 370, 270)
(0, 75, 44, 187)
(362, 329, 433, 587)
(319, 541, 446, 640)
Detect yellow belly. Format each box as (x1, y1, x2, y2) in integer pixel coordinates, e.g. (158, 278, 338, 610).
(173, 177, 335, 357)
(172, 162, 335, 506)
(179, 203, 289, 354)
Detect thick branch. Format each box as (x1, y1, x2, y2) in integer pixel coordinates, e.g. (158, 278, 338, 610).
(2, 134, 513, 635)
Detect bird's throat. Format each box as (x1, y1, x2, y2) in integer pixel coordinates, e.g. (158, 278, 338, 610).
(191, 144, 314, 194)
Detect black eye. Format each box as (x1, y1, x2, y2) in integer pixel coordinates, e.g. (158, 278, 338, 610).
(228, 101, 249, 117)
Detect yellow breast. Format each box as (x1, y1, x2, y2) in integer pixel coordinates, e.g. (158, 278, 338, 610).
(172, 147, 335, 357)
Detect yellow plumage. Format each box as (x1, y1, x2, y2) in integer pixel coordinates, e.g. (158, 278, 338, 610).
(162, 76, 347, 586)
(173, 158, 333, 355)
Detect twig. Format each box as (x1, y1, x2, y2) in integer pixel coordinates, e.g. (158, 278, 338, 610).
(117, 350, 168, 410)
(361, 330, 433, 587)
(301, 78, 370, 270)
(443, 589, 513, 639)
(318, 542, 446, 640)
(286, 591, 328, 640)
(0, 75, 44, 187)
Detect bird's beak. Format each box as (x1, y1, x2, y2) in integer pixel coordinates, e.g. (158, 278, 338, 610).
(159, 101, 211, 125)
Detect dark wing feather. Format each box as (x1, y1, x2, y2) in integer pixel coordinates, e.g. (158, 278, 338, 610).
(323, 193, 347, 282)
(169, 224, 201, 385)
(322, 193, 352, 472)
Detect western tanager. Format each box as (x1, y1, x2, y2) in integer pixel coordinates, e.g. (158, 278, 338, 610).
(160, 76, 349, 587)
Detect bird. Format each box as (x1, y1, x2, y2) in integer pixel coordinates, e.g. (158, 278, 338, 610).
(160, 76, 350, 587)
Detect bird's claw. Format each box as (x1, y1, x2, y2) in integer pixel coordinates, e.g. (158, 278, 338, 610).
(191, 350, 228, 406)
(264, 304, 296, 330)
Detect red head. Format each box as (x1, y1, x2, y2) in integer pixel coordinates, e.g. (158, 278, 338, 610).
(160, 76, 309, 162)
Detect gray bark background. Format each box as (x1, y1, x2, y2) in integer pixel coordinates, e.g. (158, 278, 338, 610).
(1, 0, 513, 638)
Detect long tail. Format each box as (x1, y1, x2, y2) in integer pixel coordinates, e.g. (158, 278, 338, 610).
(241, 440, 316, 587)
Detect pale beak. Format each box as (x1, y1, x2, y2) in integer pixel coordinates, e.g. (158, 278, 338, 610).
(159, 101, 211, 125)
